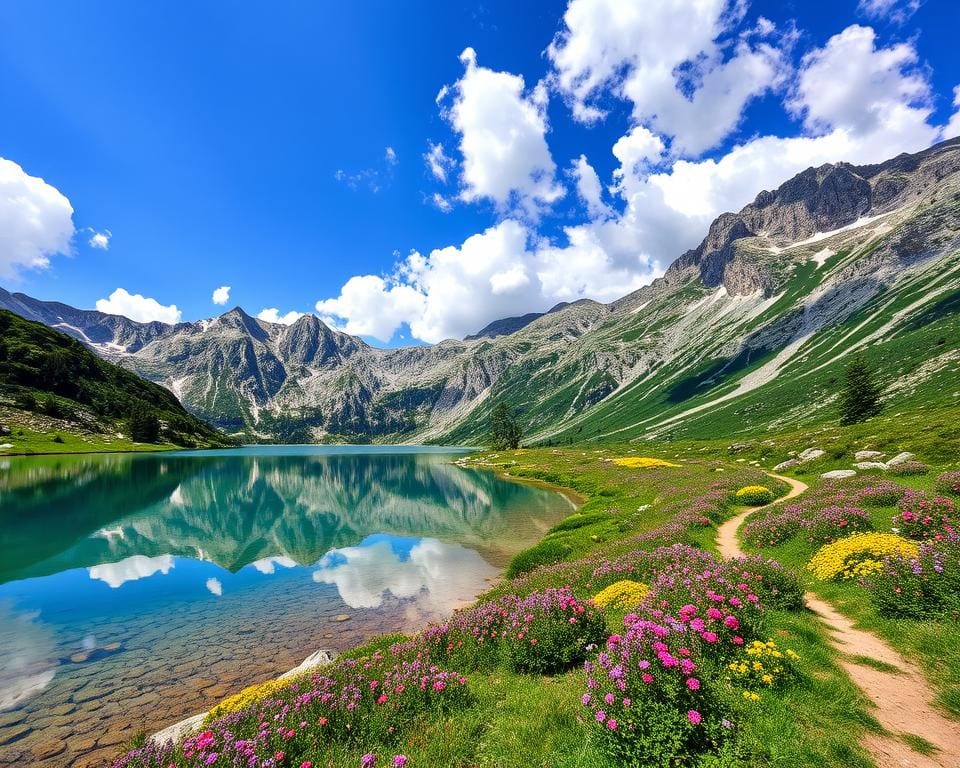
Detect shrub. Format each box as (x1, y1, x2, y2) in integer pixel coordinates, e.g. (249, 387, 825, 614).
(593, 580, 649, 612)
(501, 587, 607, 674)
(889, 460, 930, 476)
(584, 617, 727, 768)
(724, 557, 805, 612)
(857, 480, 908, 507)
(742, 503, 872, 549)
(894, 491, 957, 541)
(804, 505, 873, 544)
(807, 533, 918, 581)
(734, 485, 775, 506)
(868, 531, 960, 619)
(935, 471, 960, 496)
(612, 457, 680, 469)
(726, 640, 800, 702)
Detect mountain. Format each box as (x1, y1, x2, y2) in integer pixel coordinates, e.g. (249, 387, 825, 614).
(0, 309, 232, 448)
(3, 138, 959, 444)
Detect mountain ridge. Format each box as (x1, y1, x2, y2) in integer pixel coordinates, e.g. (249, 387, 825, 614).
(3, 137, 959, 444)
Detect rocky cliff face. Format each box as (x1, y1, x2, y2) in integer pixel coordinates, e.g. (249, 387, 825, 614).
(4, 138, 959, 443)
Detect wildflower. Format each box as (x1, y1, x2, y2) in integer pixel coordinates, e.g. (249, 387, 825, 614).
(687, 709, 702, 725)
(362, 754, 377, 768)
(392, 757, 408, 768)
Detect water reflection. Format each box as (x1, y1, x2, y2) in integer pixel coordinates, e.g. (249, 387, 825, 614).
(0, 448, 564, 585)
(312, 534, 497, 613)
(0, 602, 58, 711)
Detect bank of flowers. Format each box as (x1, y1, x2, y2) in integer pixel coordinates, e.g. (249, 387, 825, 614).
(868, 528, 960, 619)
(893, 491, 956, 541)
(734, 485, 774, 506)
(612, 457, 681, 469)
(807, 532, 918, 581)
(936, 470, 960, 496)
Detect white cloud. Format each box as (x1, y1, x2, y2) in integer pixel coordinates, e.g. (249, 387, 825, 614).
(0, 605, 57, 712)
(205, 577, 223, 596)
(88, 554, 175, 588)
(424, 141, 454, 182)
(857, 0, 921, 23)
(547, 0, 787, 155)
(444, 47, 563, 213)
(96, 288, 182, 324)
(312, 536, 496, 619)
(88, 229, 111, 250)
(430, 192, 453, 212)
(788, 25, 936, 149)
(317, 274, 426, 341)
(570, 155, 610, 217)
(0, 157, 74, 279)
(945, 85, 960, 140)
(257, 307, 305, 325)
(385, 146, 398, 164)
(211, 285, 231, 305)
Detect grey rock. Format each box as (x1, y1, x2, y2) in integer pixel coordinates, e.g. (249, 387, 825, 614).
(821, 470, 857, 479)
(798, 448, 825, 462)
(855, 450, 885, 461)
(887, 452, 916, 466)
(855, 462, 889, 470)
(773, 459, 799, 471)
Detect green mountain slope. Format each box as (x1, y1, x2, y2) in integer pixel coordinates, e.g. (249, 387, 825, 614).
(0, 309, 233, 451)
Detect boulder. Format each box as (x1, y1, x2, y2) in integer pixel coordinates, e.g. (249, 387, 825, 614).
(279, 649, 336, 680)
(887, 452, 915, 466)
(821, 469, 857, 479)
(855, 462, 888, 471)
(798, 448, 825, 462)
(150, 712, 206, 746)
(855, 450, 884, 461)
(773, 459, 799, 471)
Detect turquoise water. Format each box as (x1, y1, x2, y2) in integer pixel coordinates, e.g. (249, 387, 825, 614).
(0, 446, 571, 767)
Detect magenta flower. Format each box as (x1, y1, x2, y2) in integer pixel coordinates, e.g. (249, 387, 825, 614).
(687, 709, 702, 725)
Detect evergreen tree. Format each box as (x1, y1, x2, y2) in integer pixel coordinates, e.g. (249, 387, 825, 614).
(839, 355, 883, 426)
(129, 409, 162, 443)
(489, 402, 522, 449)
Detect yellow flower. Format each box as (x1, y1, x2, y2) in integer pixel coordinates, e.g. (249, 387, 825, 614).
(207, 677, 292, 719)
(762, 674, 773, 685)
(592, 580, 650, 611)
(612, 457, 680, 469)
(807, 533, 918, 581)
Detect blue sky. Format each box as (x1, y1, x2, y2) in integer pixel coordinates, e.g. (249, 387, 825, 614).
(1, 0, 958, 345)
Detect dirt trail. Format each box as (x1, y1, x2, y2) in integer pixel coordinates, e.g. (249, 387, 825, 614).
(716, 472, 960, 768)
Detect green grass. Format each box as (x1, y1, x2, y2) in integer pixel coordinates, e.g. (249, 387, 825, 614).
(741, 472, 960, 717)
(0, 421, 183, 456)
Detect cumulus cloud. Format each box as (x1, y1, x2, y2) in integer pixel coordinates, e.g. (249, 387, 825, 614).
(424, 141, 454, 182)
(857, 0, 922, 23)
(205, 577, 223, 596)
(547, 0, 787, 155)
(317, 274, 426, 340)
(88, 554, 175, 588)
(211, 285, 231, 305)
(570, 155, 610, 218)
(385, 146, 398, 164)
(945, 86, 960, 140)
(88, 229, 111, 250)
(0, 157, 75, 279)
(96, 288, 182, 324)
(257, 307, 305, 325)
(430, 192, 453, 212)
(443, 47, 563, 213)
(250, 556, 297, 574)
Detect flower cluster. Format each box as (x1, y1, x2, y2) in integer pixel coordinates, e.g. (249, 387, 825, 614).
(936, 471, 960, 496)
(500, 587, 607, 674)
(868, 529, 960, 619)
(612, 457, 681, 469)
(734, 485, 775, 506)
(742, 503, 872, 548)
(583, 614, 725, 768)
(592, 580, 650, 612)
(726, 640, 799, 702)
(894, 491, 957, 541)
(207, 677, 291, 720)
(889, 460, 930, 476)
(807, 533, 918, 581)
(857, 480, 908, 507)
(114, 654, 470, 768)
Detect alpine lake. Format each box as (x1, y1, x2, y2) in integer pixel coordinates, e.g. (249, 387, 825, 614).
(0, 446, 573, 767)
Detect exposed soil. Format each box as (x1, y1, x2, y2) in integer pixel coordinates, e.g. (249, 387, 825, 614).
(716, 472, 960, 768)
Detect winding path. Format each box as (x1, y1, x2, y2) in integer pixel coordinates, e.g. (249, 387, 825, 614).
(716, 473, 960, 768)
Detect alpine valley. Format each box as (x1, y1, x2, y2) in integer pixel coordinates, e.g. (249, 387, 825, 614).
(3, 138, 959, 446)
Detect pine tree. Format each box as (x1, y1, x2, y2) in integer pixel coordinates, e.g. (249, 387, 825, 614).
(489, 402, 522, 449)
(129, 409, 161, 443)
(838, 355, 883, 426)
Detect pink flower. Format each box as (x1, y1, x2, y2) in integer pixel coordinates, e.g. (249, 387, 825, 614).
(724, 615, 740, 630)
(642, 673, 654, 684)
(701, 631, 718, 644)
(606, 718, 618, 730)
(392, 757, 408, 768)
(686, 677, 701, 690)
(687, 709, 702, 725)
